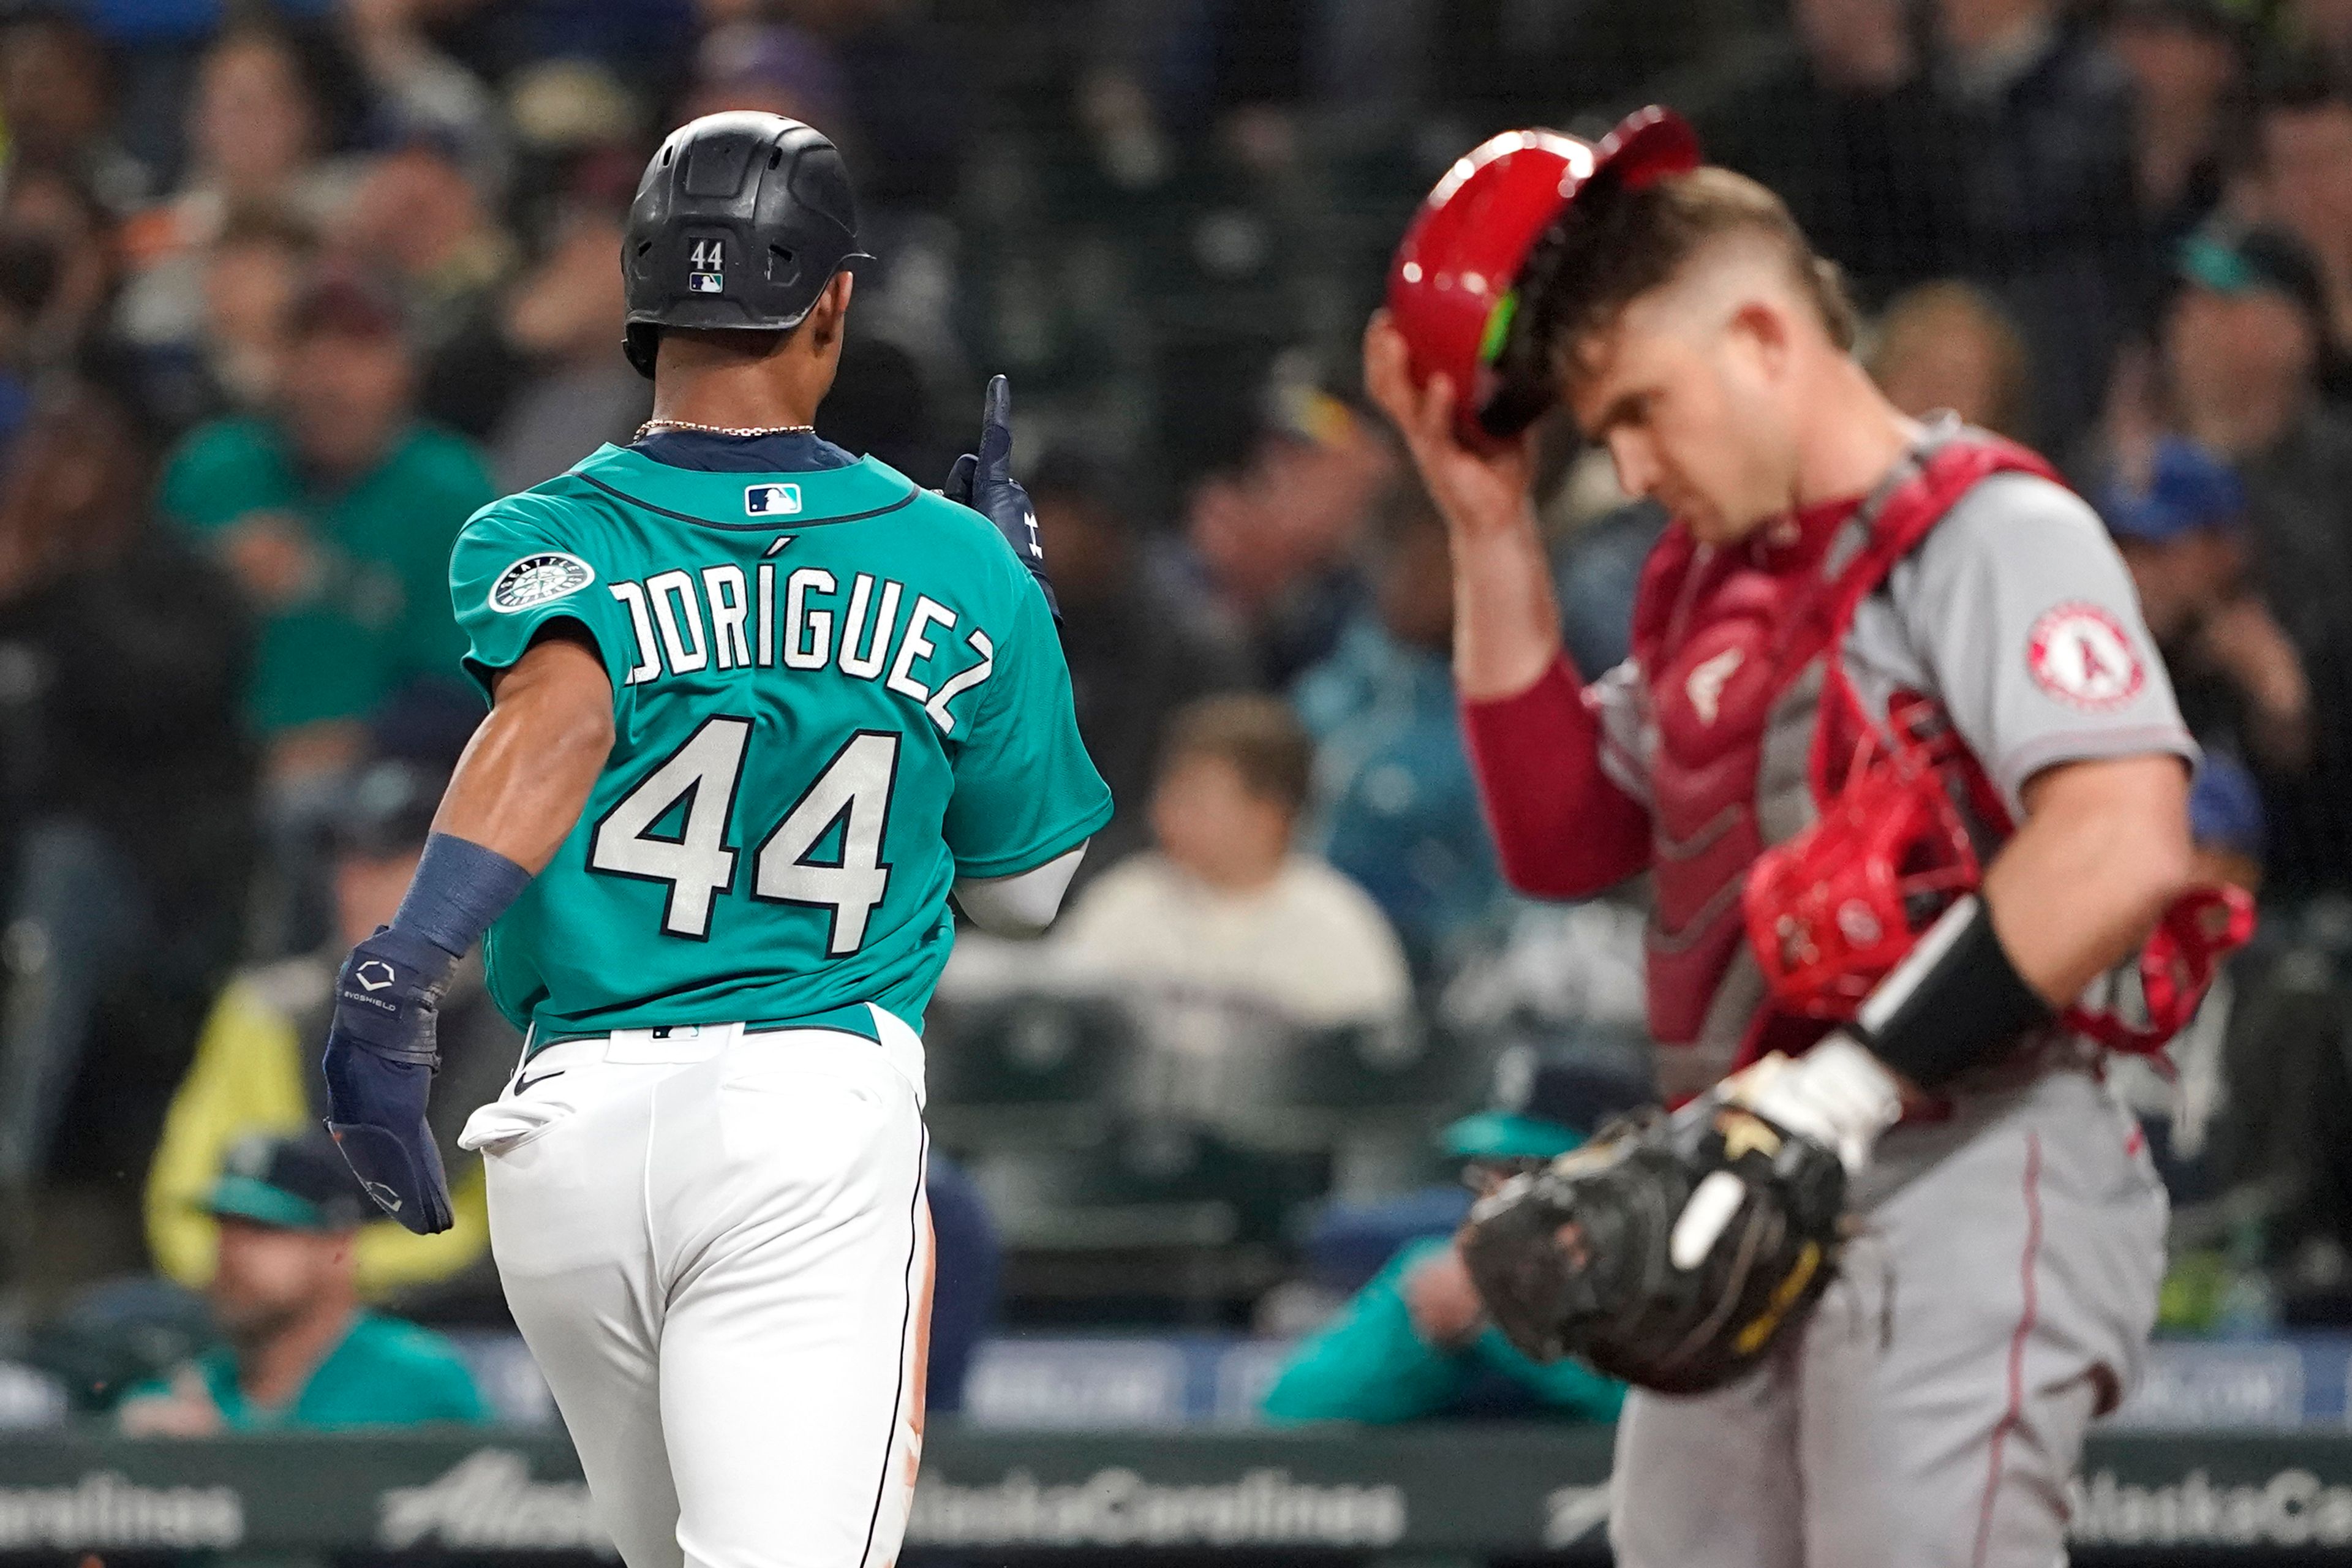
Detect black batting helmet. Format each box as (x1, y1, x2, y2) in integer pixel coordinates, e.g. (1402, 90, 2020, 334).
(620, 111, 871, 378)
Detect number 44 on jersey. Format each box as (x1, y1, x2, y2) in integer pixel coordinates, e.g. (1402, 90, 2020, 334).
(592, 720, 899, 952)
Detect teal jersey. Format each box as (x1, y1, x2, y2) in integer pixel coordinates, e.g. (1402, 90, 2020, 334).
(131, 1311, 488, 1431)
(449, 442, 1112, 1044)
(1261, 1237, 1624, 1425)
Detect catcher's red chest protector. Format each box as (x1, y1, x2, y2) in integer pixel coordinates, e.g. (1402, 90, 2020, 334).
(1627, 431, 2246, 1102)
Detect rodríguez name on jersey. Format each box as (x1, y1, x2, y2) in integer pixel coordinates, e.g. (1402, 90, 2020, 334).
(603, 562, 994, 731)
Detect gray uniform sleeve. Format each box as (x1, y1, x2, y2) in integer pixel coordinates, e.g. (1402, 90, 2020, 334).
(1882, 472, 2196, 810)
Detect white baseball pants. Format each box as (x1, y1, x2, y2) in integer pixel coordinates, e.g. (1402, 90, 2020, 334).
(459, 1014, 933, 1568)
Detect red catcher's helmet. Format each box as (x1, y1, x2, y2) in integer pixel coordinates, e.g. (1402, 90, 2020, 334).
(1385, 106, 1700, 450)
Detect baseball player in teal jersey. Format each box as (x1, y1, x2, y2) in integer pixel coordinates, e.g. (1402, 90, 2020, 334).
(316, 113, 1109, 1568)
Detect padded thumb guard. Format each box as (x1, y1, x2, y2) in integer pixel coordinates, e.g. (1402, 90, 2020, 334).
(326, 1117, 455, 1235)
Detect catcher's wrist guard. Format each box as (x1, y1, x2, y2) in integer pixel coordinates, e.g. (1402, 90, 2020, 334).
(1458, 1096, 1846, 1393)
(1853, 893, 2052, 1090)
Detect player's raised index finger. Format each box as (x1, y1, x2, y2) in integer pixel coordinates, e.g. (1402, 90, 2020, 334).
(979, 374, 1013, 472)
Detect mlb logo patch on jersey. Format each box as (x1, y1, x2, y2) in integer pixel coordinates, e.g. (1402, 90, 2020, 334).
(745, 483, 802, 516)
(488, 552, 597, 614)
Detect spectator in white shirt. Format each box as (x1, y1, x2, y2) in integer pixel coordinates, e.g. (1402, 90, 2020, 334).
(1051, 694, 1412, 1029)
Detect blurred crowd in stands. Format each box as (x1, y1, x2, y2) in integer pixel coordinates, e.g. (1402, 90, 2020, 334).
(3, 0, 2352, 1429)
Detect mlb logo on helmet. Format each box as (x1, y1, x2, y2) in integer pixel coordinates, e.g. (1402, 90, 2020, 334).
(745, 483, 802, 516)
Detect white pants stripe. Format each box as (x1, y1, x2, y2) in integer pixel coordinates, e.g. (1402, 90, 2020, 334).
(462, 1019, 932, 1568)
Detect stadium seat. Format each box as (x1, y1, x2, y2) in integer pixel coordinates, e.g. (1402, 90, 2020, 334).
(1210, 1019, 1472, 1196)
(923, 995, 1140, 1152)
(973, 1122, 1330, 1324)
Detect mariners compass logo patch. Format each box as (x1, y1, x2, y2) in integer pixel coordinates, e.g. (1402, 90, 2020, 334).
(488, 552, 596, 614)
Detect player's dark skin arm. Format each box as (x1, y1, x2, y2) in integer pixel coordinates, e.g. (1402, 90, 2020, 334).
(432, 625, 616, 872)
(1983, 752, 2195, 1009)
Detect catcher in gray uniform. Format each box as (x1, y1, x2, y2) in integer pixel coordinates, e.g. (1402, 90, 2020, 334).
(1365, 109, 2251, 1565)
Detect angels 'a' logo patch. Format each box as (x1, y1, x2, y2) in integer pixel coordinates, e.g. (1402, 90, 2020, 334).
(2027, 602, 2144, 710)
(489, 552, 595, 614)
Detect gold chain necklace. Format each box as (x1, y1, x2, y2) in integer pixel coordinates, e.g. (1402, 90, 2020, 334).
(635, 418, 816, 439)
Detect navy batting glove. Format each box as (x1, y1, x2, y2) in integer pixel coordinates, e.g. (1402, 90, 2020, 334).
(322, 925, 457, 1235)
(944, 374, 1057, 617)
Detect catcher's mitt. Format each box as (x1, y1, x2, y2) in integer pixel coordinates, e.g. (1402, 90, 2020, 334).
(1457, 1099, 1846, 1394)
